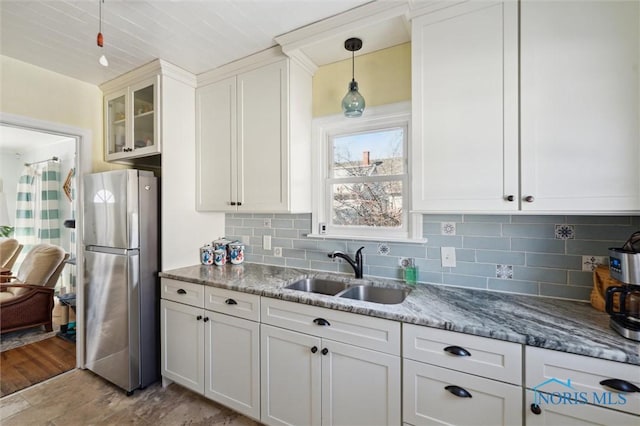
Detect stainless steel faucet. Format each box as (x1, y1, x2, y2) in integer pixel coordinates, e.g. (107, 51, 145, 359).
(328, 247, 365, 279)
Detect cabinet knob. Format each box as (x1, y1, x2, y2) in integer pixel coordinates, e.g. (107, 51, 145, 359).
(177, 289, 187, 295)
(225, 298, 237, 305)
(600, 379, 640, 393)
(444, 385, 472, 398)
(230, 201, 237, 206)
(505, 195, 515, 202)
(203, 317, 210, 322)
(524, 195, 535, 203)
(321, 348, 329, 355)
(310, 346, 318, 354)
(530, 403, 542, 415)
(313, 318, 331, 326)
(444, 345, 471, 357)
(237, 202, 242, 206)
(196, 315, 202, 321)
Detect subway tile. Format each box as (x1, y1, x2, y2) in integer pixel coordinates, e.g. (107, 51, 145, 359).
(368, 266, 403, 281)
(227, 226, 254, 236)
(275, 229, 299, 239)
(242, 219, 266, 228)
(511, 215, 566, 224)
(416, 271, 443, 284)
(526, 253, 582, 270)
(309, 260, 339, 273)
(346, 242, 379, 254)
(476, 250, 525, 265)
(271, 238, 293, 248)
(454, 261, 498, 278)
(632, 216, 640, 226)
(294, 219, 312, 231)
(415, 258, 444, 272)
(568, 271, 595, 287)
(454, 248, 476, 262)
(442, 273, 487, 289)
(225, 218, 243, 227)
(315, 240, 349, 253)
(272, 219, 294, 228)
(423, 214, 464, 222)
(539, 283, 591, 301)
(422, 222, 442, 235)
(511, 238, 565, 254)
(251, 213, 275, 218)
(573, 225, 637, 241)
(253, 228, 276, 237)
(365, 254, 403, 268)
(230, 213, 252, 219)
(488, 279, 539, 296)
(386, 243, 427, 258)
(281, 248, 306, 259)
(292, 239, 318, 250)
(307, 250, 334, 261)
(566, 240, 620, 256)
(462, 215, 511, 223)
(502, 223, 555, 238)
(424, 235, 463, 248)
(513, 266, 567, 284)
(263, 256, 286, 266)
(286, 258, 311, 269)
(463, 236, 510, 250)
(456, 223, 502, 237)
(245, 253, 264, 263)
(568, 215, 632, 225)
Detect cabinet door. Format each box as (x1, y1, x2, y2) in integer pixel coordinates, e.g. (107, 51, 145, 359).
(205, 312, 260, 420)
(321, 340, 401, 426)
(520, 0, 640, 211)
(261, 324, 321, 426)
(105, 88, 128, 161)
(160, 299, 204, 394)
(196, 77, 237, 211)
(411, 1, 519, 212)
(403, 360, 522, 426)
(130, 76, 161, 158)
(525, 390, 639, 426)
(238, 60, 289, 212)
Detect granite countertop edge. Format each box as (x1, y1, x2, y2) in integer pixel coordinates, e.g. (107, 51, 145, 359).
(159, 263, 640, 366)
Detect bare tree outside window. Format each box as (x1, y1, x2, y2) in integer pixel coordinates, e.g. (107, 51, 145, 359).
(329, 128, 405, 228)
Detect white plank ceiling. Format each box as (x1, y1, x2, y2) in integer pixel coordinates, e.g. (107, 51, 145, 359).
(0, 0, 372, 86)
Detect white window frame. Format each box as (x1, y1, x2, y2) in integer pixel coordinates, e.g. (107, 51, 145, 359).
(310, 101, 424, 242)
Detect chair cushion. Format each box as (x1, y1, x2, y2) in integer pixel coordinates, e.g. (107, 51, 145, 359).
(0, 290, 18, 302)
(0, 238, 20, 268)
(16, 244, 66, 286)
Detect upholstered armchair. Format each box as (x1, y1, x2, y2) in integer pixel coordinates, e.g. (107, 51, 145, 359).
(0, 244, 69, 334)
(0, 238, 23, 271)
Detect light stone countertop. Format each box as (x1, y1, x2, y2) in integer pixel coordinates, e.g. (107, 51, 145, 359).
(159, 262, 640, 366)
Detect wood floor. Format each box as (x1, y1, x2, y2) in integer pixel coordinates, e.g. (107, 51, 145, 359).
(0, 336, 76, 397)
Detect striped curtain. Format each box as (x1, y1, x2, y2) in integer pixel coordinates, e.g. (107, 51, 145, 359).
(37, 161, 61, 245)
(14, 166, 36, 253)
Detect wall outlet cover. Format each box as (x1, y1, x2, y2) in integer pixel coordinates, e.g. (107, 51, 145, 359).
(273, 247, 282, 257)
(441, 247, 456, 267)
(264, 218, 272, 228)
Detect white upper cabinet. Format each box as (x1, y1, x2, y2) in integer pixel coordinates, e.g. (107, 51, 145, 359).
(520, 0, 640, 212)
(196, 48, 312, 213)
(411, 0, 640, 213)
(411, 1, 519, 212)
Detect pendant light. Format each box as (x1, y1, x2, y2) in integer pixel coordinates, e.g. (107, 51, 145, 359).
(341, 37, 365, 118)
(97, 0, 108, 67)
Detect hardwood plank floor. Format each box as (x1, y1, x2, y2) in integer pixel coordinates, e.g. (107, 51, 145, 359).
(0, 336, 75, 397)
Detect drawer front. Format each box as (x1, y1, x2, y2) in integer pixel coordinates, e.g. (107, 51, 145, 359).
(204, 286, 260, 321)
(526, 346, 640, 416)
(403, 359, 522, 426)
(261, 298, 400, 355)
(403, 324, 522, 385)
(161, 278, 204, 307)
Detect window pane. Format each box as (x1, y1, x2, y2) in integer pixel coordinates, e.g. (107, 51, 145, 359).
(331, 181, 403, 228)
(332, 128, 404, 178)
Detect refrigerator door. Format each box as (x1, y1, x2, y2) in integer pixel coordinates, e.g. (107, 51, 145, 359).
(84, 170, 139, 249)
(85, 247, 140, 392)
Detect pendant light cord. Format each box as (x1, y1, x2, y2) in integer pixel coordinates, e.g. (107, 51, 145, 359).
(351, 50, 355, 82)
(99, 0, 103, 34)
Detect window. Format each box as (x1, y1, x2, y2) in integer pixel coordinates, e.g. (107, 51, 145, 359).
(312, 102, 420, 241)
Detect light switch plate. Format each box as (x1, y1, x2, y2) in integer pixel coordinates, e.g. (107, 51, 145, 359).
(441, 247, 456, 267)
(263, 235, 272, 250)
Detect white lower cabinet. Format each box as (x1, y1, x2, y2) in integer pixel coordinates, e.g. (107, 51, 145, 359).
(260, 298, 401, 426)
(403, 360, 522, 426)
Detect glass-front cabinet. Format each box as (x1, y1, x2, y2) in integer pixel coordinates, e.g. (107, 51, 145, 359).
(104, 76, 160, 161)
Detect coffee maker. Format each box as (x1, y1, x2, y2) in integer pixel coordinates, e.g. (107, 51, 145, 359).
(605, 231, 640, 341)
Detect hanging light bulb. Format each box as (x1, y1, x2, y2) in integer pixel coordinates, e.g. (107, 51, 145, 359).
(341, 38, 365, 118)
(97, 0, 108, 67)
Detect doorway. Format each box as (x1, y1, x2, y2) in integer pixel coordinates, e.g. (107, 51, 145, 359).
(0, 112, 91, 370)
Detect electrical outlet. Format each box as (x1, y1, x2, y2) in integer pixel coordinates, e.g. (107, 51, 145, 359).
(263, 235, 272, 250)
(319, 223, 327, 235)
(273, 247, 282, 257)
(264, 218, 272, 228)
(441, 247, 456, 268)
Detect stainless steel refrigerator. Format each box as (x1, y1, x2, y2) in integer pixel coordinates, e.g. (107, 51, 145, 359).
(83, 169, 159, 394)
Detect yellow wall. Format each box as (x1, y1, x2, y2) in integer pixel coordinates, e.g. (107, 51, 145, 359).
(312, 42, 411, 117)
(0, 55, 117, 172)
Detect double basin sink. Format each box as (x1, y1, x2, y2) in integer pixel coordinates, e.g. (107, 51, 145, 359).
(285, 277, 410, 305)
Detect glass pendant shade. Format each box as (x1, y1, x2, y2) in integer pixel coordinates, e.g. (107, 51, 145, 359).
(342, 80, 365, 118)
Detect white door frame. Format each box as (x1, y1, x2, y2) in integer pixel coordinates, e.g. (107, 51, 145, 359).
(0, 112, 92, 368)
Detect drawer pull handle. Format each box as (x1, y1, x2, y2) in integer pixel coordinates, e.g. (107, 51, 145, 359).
(225, 298, 238, 305)
(530, 403, 542, 415)
(177, 289, 187, 295)
(600, 379, 640, 393)
(196, 315, 202, 321)
(444, 346, 471, 357)
(203, 317, 210, 322)
(445, 385, 472, 398)
(321, 348, 329, 355)
(311, 346, 318, 353)
(313, 318, 330, 326)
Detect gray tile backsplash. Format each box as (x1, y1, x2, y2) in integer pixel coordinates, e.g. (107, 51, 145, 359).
(225, 213, 639, 301)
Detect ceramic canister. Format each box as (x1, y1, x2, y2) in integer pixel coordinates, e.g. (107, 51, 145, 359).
(229, 243, 245, 264)
(214, 249, 227, 266)
(200, 245, 214, 265)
